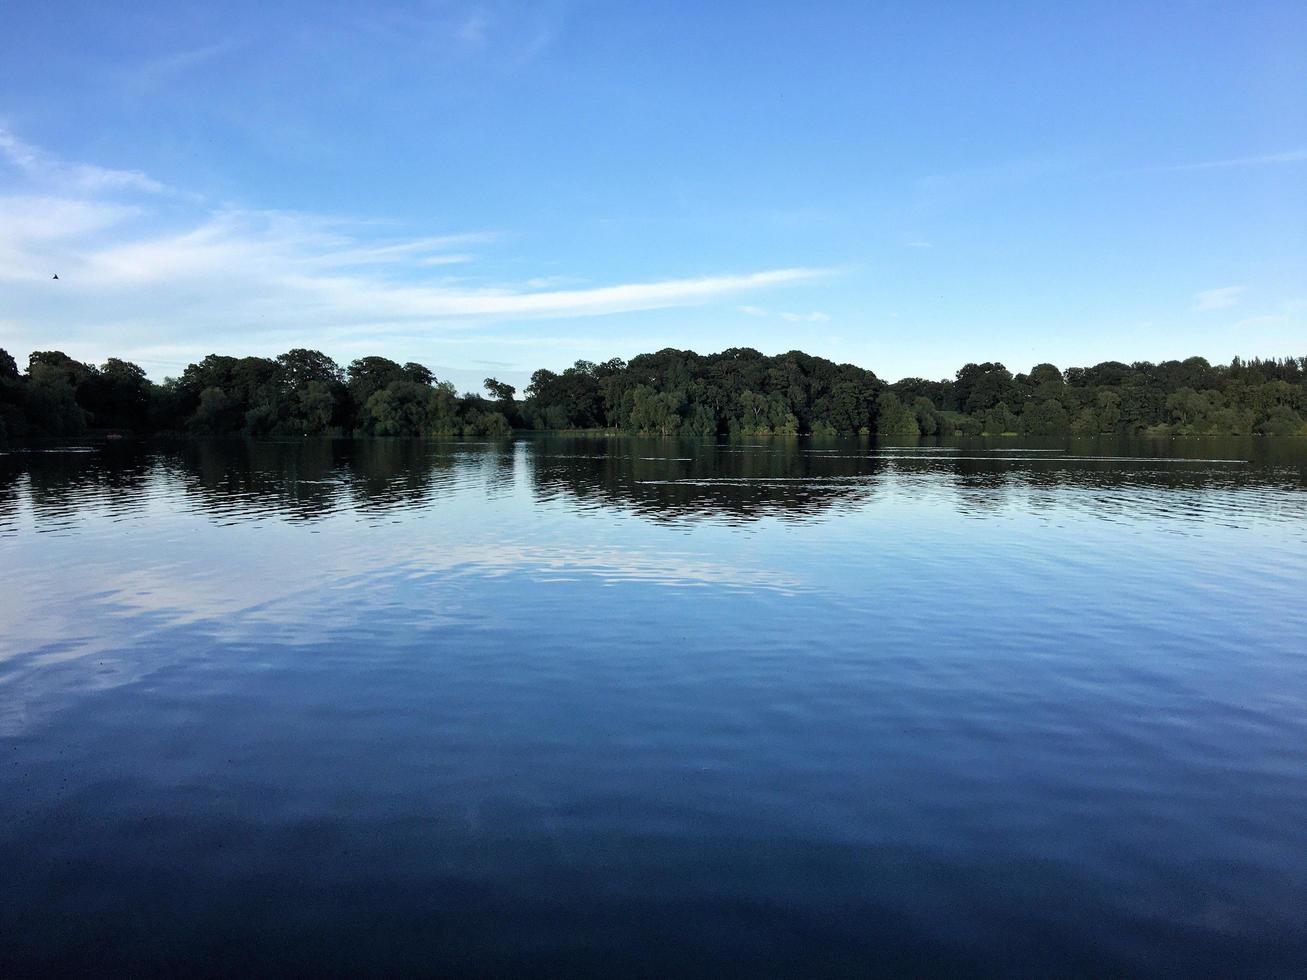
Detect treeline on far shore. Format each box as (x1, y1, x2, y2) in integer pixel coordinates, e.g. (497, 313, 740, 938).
(2, 345, 1305, 445)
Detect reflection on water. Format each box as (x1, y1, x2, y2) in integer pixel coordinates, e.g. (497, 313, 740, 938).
(5, 434, 1302, 531)
(2, 435, 1306, 974)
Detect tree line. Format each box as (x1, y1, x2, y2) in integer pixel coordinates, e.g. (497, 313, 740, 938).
(2, 345, 1305, 444)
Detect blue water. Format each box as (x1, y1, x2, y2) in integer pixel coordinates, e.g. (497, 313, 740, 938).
(2, 436, 1306, 975)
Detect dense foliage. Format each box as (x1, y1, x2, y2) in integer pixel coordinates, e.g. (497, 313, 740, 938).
(1, 344, 1304, 444)
(0, 348, 513, 443)
(885, 356, 1307, 438)
(521, 350, 880, 436)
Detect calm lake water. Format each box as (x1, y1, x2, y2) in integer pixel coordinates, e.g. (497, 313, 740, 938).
(2, 435, 1306, 975)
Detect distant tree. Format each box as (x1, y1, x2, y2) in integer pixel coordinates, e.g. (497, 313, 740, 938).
(683, 403, 719, 436)
(0, 351, 22, 443)
(912, 397, 942, 436)
(1028, 363, 1064, 388)
(403, 362, 435, 386)
(295, 381, 337, 433)
(190, 386, 240, 434)
(952, 414, 983, 436)
(526, 368, 557, 395)
(347, 356, 408, 409)
(1258, 406, 1306, 436)
(364, 381, 424, 435)
(826, 380, 875, 434)
(87, 357, 152, 429)
(983, 402, 1020, 435)
(1020, 398, 1070, 435)
(20, 382, 85, 435)
(3, 343, 1305, 441)
(1070, 361, 1132, 388)
(891, 376, 953, 409)
(273, 349, 346, 433)
(363, 379, 460, 435)
(524, 363, 605, 428)
(875, 392, 919, 438)
(624, 385, 683, 434)
(1095, 390, 1123, 431)
(955, 363, 1015, 414)
(484, 378, 516, 402)
(277, 348, 343, 388)
(27, 350, 96, 391)
(461, 408, 513, 438)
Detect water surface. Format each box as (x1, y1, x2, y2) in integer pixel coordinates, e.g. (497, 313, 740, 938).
(2, 435, 1306, 975)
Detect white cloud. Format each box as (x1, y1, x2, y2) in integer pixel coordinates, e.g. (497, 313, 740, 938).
(1166, 149, 1307, 172)
(523, 275, 588, 289)
(416, 253, 475, 266)
(1193, 286, 1245, 312)
(274, 265, 826, 321)
(0, 196, 144, 280)
(457, 11, 490, 46)
(0, 127, 166, 195)
(5, 203, 825, 311)
(0, 130, 833, 374)
(1234, 314, 1289, 329)
(738, 304, 830, 323)
(0, 195, 140, 242)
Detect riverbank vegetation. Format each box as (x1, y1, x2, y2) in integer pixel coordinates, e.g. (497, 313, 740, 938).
(2, 345, 1304, 444)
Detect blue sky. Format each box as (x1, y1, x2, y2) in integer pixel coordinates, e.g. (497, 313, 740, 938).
(1, 0, 1303, 391)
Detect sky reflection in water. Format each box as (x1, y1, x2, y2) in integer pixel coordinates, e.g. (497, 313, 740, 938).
(1, 435, 1306, 975)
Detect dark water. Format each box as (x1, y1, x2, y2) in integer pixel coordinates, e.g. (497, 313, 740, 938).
(2, 435, 1306, 976)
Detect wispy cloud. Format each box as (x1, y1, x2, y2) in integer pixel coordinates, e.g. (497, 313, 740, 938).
(1165, 149, 1307, 172)
(1193, 285, 1244, 312)
(0, 127, 166, 195)
(456, 10, 490, 46)
(524, 275, 589, 289)
(0, 131, 833, 371)
(911, 156, 1071, 217)
(738, 304, 829, 323)
(348, 1, 561, 68)
(1230, 296, 1304, 331)
(1234, 314, 1289, 329)
(3, 202, 826, 307)
(124, 40, 242, 94)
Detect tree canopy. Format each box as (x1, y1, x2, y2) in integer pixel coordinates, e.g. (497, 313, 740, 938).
(1, 344, 1304, 445)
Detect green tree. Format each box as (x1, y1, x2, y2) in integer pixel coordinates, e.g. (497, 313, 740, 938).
(912, 397, 942, 436)
(190, 386, 240, 434)
(365, 381, 434, 435)
(277, 348, 343, 387)
(954, 362, 1014, 413)
(347, 356, 408, 409)
(83, 357, 152, 429)
(1028, 363, 1064, 389)
(825, 380, 875, 434)
(1258, 406, 1306, 436)
(404, 362, 435, 385)
(1020, 398, 1070, 435)
(875, 392, 919, 438)
(484, 378, 516, 402)
(624, 385, 683, 434)
(983, 402, 1020, 434)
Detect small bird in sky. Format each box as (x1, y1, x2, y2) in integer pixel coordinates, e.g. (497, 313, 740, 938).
(52, 274, 59, 280)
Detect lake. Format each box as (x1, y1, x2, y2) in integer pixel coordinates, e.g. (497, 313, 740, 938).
(2, 435, 1306, 975)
